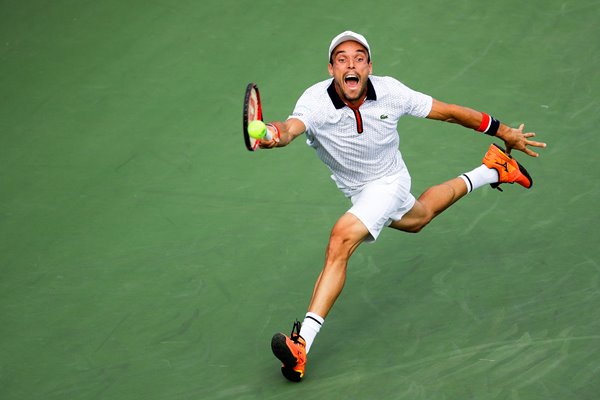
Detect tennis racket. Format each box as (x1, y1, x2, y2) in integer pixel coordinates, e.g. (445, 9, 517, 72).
(242, 83, 272, 151)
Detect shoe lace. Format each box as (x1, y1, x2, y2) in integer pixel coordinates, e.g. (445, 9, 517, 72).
(490, 182, 504, 192)
(290, 320, 302, 343)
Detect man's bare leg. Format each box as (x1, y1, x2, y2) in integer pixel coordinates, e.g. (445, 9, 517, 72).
(307, 212, 370, 318)
(390, 177, 468, 233)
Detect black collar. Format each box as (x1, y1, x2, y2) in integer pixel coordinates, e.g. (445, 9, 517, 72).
(327, 78, 377, 109)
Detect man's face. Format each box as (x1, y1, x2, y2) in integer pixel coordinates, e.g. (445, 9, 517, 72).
(328, 40, 372, 107)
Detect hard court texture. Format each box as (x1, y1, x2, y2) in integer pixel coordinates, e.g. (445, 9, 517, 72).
(1, 1, 599, 399)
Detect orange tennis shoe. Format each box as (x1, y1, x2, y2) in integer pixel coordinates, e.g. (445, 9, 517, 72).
(483, 143, 533, 191)
(271, 321, 306, 382)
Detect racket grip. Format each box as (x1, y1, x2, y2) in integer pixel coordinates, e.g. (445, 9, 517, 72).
(264, 122, 282, 142)
(263, 126, 273, 141)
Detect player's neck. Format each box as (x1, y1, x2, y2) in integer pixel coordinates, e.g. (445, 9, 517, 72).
(341, 91, 367, 110)
(346, 95, 366, 109)
(333, 83, 367, 110)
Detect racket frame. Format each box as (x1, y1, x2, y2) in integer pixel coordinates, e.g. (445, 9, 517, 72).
(242, 83, 263, 151)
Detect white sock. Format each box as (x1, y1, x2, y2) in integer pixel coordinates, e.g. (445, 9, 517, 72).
(299, 312, 324, 353)
(460, 164, 499, 193)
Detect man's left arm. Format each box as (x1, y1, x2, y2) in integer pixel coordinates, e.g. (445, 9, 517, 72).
(426, 98, 547, 157)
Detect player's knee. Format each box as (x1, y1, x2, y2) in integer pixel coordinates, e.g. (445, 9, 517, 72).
(403, 213, 433, 233)
(407, 222, 426, 233)
(416, 214, 434, 232)
(326, 229, 355, 261)
(326, 233, 350, 258)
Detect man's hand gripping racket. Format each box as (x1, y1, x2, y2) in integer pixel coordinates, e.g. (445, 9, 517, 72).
(242, 83, 279, 151)
(248, 120, 272, 141)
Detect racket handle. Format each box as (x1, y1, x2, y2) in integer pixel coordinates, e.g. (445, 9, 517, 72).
(263, 128, 273, 141)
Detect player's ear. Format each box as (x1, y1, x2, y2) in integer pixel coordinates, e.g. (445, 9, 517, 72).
(328, 63, 334, 77)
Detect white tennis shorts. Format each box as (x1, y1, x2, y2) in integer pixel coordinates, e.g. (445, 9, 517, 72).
(346, 168, 416, 242)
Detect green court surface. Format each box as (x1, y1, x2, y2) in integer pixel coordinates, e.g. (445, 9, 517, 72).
(1, 1, 599, 399)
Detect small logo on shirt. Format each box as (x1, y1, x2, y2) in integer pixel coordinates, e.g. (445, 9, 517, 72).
(380, 114, 388, 120)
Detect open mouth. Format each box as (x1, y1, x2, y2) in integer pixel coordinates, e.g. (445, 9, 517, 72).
(344, 74, 360, 88)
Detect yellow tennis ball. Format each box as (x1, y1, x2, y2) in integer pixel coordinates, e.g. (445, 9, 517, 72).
(248, 120, 267, 139)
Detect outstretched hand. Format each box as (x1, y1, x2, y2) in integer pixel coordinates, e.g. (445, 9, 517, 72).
(501, 124, 547, 157)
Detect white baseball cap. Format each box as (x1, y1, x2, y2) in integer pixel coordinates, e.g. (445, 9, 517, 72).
(328, 31, 371, 61)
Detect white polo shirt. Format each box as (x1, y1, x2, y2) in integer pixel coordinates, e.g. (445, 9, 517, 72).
(289, 75, 432, 195)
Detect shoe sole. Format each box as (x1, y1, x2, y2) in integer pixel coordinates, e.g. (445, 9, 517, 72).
(271, 333, 303, 382)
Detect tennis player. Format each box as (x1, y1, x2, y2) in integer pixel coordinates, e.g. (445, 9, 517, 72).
(258, 31, 546, 382)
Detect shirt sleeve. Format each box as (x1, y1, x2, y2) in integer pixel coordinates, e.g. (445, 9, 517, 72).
(287, 89, 314, 135)
(407, 89, 433, 118)
(390, 77, 433, 118)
